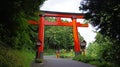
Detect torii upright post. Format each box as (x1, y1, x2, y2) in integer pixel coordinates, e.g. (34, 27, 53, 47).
(37, 15, 44, 59)
(28, 10, 88, 60)
(72, 16, 81, 55)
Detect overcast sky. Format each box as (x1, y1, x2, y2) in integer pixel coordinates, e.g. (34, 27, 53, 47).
(40, 0, 82, 13)
(40, 0, 96, 45)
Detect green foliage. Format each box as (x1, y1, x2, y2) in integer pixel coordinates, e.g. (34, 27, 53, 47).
(44, 26, 84, 50)
(45, 26, 73, 49)
(44, 17, 84, 50)
(86, 33, 112, 59)
(80, 0, 120, 41)
(45, 17, 56, 22)
(73, 54, 118, 67)
(14, 50, 35, 67)
(0, 0, 45, 49)
(80, 0, 120, 65)
(86, 42, 102, 58)
(73, 54, 97, 63)
(0, 45, 35, 67)
(0, 0, 45, 66)
(89, 61, 116, 67)
(73, 33, 120, 67)
(60, 49, 74, 58)
(93, 33, 120, 65)
(44, 49, 56, 55)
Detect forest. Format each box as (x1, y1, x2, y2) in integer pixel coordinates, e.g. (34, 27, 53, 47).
(74, 0, 120, 67)
(0, 0, 120, 67)
(0, 0, 45, 67)
(0, 0, 83, 66)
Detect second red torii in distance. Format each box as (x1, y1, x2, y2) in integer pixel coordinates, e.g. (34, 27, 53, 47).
(29, 10, 88, 60)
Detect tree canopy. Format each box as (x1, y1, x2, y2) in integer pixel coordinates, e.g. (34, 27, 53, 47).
(0, 0, 45, 66)
(80, 0, 120, 41)
(0, 0, 45, 49)
(79, 0, 120, 65)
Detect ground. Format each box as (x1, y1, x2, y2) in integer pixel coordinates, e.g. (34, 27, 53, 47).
(31, 56, 96, 67)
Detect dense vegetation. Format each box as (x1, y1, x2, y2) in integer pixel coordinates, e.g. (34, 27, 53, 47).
(0, 0, 45, 67)
(1, 0, 119, 67)
(0, 0, 84, 66)
(0, 45, 35, 67)
(0, 0, 45, 49)
(73, 0, 120, 67)
(45, 26, 73, 50)
(45, 26, 83, 50)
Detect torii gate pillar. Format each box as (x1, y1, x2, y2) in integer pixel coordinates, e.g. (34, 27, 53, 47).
(36, 15, 44, 59)
(72, 17, 81, 55)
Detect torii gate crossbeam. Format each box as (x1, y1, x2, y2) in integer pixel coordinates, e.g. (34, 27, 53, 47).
(28, 10, 88, 60)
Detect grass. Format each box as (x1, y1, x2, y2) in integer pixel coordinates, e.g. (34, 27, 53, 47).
(89, 61, 113, 67)
(73, 54, 120, 67)
(60, 49, 75, 58)
(0, 45, 35, 67)
(14, 49, 35, 67)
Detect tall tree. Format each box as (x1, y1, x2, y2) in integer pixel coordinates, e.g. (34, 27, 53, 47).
(80, 0, 120, 41)
(79, 0, 120, 64)
(0, 0, 45, 49)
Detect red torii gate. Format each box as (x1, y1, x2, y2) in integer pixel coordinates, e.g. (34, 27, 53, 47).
(29, 10, 88, 60)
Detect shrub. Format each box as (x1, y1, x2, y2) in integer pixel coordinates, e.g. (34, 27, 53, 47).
(44, 49, 55, 55)
(0, 45, 35, 67)
(60, 49, 74, 58)
(73, 54, 120, 67)
(0, 46, 24, 67)
(73, 54, 97, 63)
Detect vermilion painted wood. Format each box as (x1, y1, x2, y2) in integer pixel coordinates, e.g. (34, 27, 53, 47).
(37, 16, 44, 58)
(28, 10, 88, 59)
(28, 20, 38, 25)
(44, 21, 88, 27)
(28, 20, 88, 27)
(72, 18, 80, 53)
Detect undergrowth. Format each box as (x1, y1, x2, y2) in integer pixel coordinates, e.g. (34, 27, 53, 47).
(73, 54, 119, 67)
(0, 45, 35, 67)
(60, 49, 74, 58)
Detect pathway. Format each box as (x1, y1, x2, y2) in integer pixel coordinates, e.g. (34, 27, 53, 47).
(31, 56, 96, 67)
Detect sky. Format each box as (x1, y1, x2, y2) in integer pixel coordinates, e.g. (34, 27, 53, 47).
(40, 0, 96, 45)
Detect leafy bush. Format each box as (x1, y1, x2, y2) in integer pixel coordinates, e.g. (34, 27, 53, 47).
(0, 45, 35, 67)
(60, 54, 70, 58)
(0, 46, 24, 67)
(73, 54, 97, 63)
(73, 53, 119, 67)
(89, 61, 118, 67)
(60, 49, 74, 58)
(14, 49, 35, 67)
(44, 49, 56, 55)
